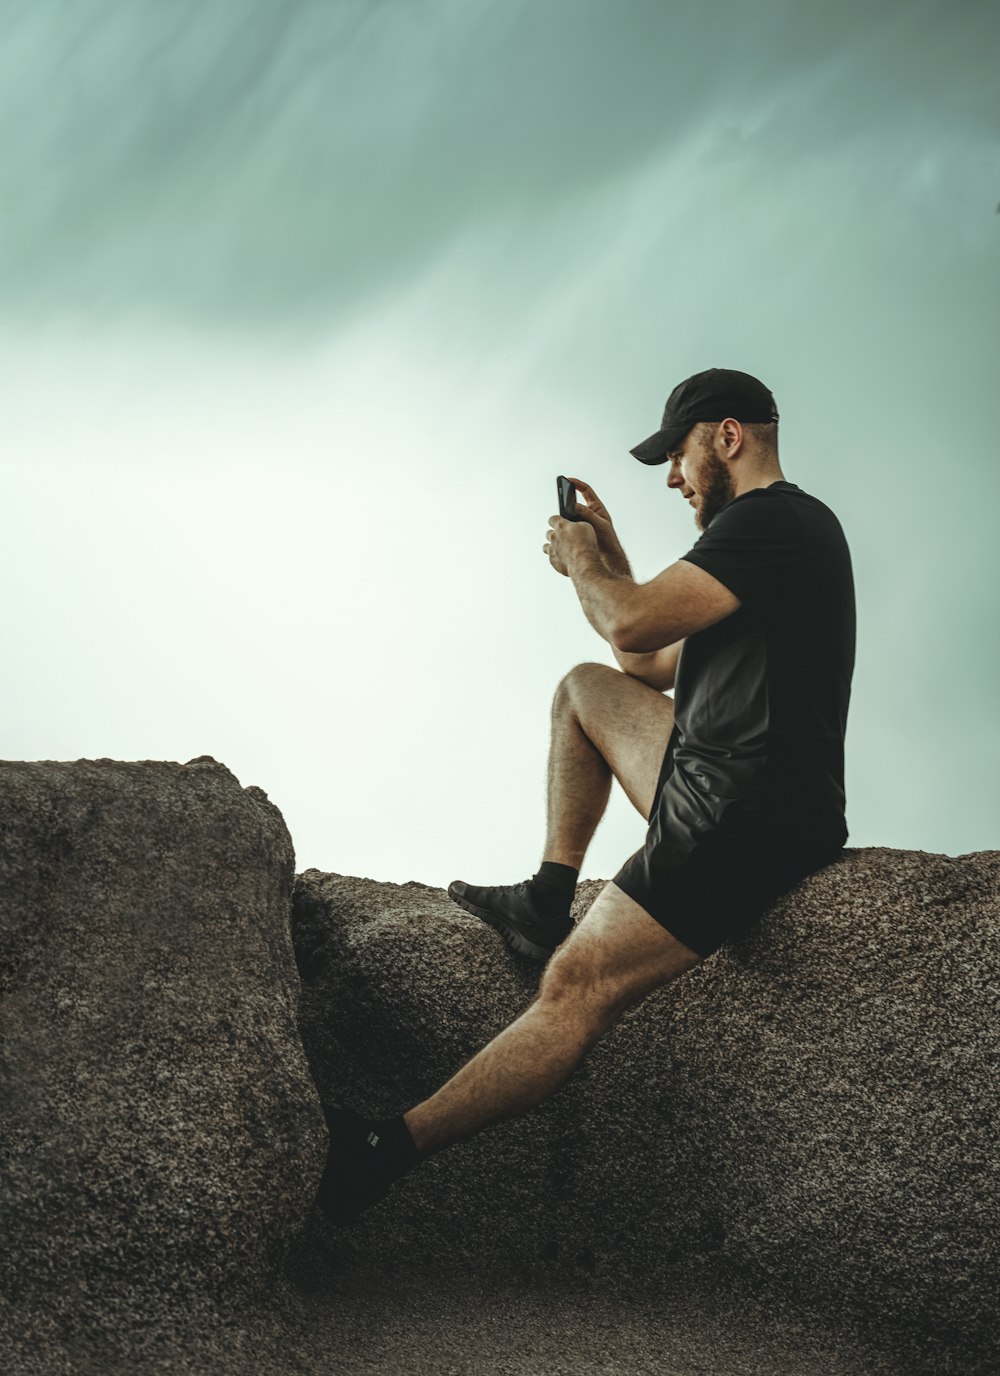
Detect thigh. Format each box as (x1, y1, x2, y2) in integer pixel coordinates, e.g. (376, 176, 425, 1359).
(612, 795, 841, 963)
(543, 879, 703, 1015)
(562, 663, 675, 820)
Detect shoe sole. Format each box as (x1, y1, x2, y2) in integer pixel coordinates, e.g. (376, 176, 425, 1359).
(447, 883, 553, 963)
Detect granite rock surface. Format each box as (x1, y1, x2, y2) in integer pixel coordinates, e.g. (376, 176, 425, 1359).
(292, 847, 1000, 1375)
(0, 757, 325, 1373)
(3, 753, 995, 1375)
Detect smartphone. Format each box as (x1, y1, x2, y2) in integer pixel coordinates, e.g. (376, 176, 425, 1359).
(557, 475, 579, 521)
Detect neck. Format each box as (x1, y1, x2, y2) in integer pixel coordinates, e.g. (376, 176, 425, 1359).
(732, 463, 785, 499)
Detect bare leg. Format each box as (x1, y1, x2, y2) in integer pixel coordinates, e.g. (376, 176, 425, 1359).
(540, 663, 675, 871)
(406, 982, 607, 1156)
(542, 675, 614, 870)
(405, 882, 702, 1156)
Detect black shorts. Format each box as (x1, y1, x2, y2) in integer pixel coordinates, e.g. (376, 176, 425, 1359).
(612, 733, 843, 960)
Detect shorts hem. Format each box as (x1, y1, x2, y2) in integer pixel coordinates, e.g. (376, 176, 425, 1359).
(610, 879, 720, 960)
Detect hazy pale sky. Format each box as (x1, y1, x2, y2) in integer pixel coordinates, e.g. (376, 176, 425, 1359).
(3, 0, 998, 885)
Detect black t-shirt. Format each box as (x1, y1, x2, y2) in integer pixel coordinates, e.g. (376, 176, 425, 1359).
(670, 479, 855, 849)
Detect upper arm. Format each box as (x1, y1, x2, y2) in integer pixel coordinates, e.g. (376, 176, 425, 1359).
(614, 559, 741, 654)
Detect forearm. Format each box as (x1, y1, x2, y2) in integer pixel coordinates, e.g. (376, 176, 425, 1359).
(598, 549, 651, 676)
(610, 643, 660, 678)
(566, 545, 639, 648)
(598, 538, 633, 581)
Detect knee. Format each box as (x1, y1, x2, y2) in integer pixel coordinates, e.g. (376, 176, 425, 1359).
(553, 661, 617, 716)
(539, 943, 621, 1024)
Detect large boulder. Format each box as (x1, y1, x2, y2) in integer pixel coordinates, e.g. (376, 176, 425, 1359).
(4, 755, 994, 1376)
(0, 757, 325, 1372)
(292, 846, 1000, 1376)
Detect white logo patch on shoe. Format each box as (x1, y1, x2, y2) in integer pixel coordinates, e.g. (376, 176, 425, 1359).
(366, 1132, 380, 1148)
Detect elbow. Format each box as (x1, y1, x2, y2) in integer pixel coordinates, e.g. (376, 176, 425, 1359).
(612, 618, 673, 655)
(611, 621, 648, 654)
(611, 625, 639, 654)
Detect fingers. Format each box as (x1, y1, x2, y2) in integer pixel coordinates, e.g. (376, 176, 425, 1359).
(543, 538, 568, 576)
(566, 476, 596, 500)
(565, 476, 607, 513)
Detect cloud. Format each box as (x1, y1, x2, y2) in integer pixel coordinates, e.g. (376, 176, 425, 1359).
(2, 0, 999, 875)
(2, 0, 996, 324)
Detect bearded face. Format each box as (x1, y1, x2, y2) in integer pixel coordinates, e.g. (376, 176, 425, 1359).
(691, 428, 737, 531)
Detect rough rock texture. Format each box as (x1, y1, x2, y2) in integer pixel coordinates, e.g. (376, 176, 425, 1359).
(292, 847, 1000, 1376)
(4, 757, 995, 1375)
(0, 757, 325, 1374)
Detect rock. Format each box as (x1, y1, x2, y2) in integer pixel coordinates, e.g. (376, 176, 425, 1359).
(292, 847, 1000, 1375)
(0, 757, 325, 1372)
(4, 757, 994, 1375)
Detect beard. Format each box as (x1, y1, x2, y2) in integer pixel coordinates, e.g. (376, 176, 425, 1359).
(694, 443, 736, 531)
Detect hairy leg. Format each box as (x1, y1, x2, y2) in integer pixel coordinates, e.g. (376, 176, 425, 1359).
(404, 880, 702, 1156)
(542, 662, 675, 870)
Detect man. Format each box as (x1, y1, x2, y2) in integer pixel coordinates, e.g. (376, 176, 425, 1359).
(317, 367, 856, 1223)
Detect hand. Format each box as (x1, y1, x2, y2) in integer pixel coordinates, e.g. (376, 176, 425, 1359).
(544, 513, 597, 577)
(564, 477, 631, 576)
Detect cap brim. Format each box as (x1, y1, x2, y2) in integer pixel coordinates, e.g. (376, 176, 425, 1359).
(629, 421, 693, 465)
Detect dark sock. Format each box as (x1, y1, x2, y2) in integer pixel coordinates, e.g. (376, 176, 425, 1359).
(530, 861, 579, 918)
(366, 1114, 422, 1185)
(317, 1105, 423, 1223)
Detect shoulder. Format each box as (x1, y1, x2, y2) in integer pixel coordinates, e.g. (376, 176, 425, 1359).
(716, 481, 805, 520)
(676, 483, 813, 609)
(688, 483, 805, 548)
(691, 479, 851, 547)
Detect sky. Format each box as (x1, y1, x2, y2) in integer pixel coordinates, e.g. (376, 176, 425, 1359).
(3, 0, 998, 887)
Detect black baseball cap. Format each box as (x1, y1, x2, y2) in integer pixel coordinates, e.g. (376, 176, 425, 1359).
(630, 367, 780, 465)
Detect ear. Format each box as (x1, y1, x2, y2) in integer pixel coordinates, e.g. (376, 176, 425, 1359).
(720, 417, 744, 456)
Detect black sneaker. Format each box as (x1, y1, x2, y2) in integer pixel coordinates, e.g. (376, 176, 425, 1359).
(447, 879, 573, 962)
(315, 1104, 394, 1225)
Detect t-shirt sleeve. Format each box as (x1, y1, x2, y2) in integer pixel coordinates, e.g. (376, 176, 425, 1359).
(679, 492, 807, 609)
